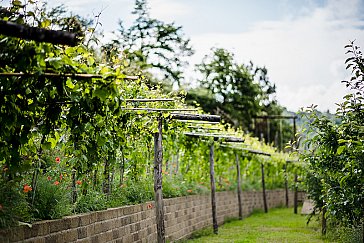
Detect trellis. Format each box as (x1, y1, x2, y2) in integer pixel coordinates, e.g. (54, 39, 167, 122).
(0, 20, 300, 243)
(220, 144, 271, 214)
(254, 115, 297, 152)
(184, 131, 244, 234)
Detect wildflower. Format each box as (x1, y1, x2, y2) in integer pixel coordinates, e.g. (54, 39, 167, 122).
(54, 181, 59, 186)
(47, 176, 52, 181)
(147, 204, 153, 209)
(76, 180, 82, 185)
(187, 189, 192, 193)
(23, 184, 32, 193)
(59, 174, 63, 181)
(55, 157, 60, 164)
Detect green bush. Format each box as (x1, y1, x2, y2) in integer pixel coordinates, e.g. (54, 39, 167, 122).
(32, 176, 72, 220)
(326, 219, 363, 243)
(75, 190, 107, 213)
(163, 175, 189, 198)
(0, 180, 31, 228)
(107, 187, 128, 208)
(121, 178, 154, 204)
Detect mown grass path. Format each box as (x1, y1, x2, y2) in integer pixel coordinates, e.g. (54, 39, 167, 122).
(184, 207, 329, 243)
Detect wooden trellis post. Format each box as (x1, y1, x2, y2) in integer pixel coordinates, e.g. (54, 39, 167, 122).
(261, 162, 268, 213)
(209, 142, 218, 234)
(287, 159, 299, 214)
(294, 173, 298, 214)
(236, 152, 243, 220)
(284, 162, 289, 207)
(154, 116, 165, 243)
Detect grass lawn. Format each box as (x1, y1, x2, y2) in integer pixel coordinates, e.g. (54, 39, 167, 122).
(183, 207, 330, 243)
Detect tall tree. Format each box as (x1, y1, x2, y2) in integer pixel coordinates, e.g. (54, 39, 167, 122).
(192, 48, 273, 128)
(186, 47, 292, 148)
(103, 0, 194, 85)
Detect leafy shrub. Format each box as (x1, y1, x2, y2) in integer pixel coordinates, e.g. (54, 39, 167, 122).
(0, 180, 31, 228)
(163, 175, 189, 198)
(32, 176, 72, 220)
(121, 178, 154, 204)
(301, 41, 364, 236)
(107, 187, 129, 208)
(75, 190, 107, 213)
(326, 219, 363, 243)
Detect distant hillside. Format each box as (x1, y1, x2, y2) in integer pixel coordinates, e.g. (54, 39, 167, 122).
(282, 108, 340, 130)
(281, 108, 341, 149)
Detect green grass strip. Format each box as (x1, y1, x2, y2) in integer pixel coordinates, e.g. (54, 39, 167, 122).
(183, 207, 330, 243)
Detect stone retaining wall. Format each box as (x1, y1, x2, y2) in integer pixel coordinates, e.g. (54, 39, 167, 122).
(0, 190, 304, 243)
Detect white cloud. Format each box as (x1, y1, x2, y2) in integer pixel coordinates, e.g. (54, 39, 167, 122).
(149, 0, 192, 21)
(188, 0, 364, 112)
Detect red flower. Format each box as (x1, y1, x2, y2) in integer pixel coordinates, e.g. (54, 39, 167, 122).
(47, 176, 52, 181)
(55, 157, 60, 164)
(147, 204, 153, 209)
(76, 180, 82, 185)
(54, 181, 59, 186)
(59, 174, 63, 181)
(23, 184, 32, 193)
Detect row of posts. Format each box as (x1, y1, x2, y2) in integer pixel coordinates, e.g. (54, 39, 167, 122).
(153, 116, 299, 243)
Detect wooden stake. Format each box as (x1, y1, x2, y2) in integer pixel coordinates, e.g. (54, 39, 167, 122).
(103, 159, 110, 195)
(184, 132, 244, 143)
(72, 169, 77, 203)
(261, 162, 268, 213)
(284, 162, 289, 207)
(0, 20, 79, 46)
(209, 142, 218, 234)
(236, 153, 243, 220)
(322, 206, 327, 235)
(154, 116, 165, 243)
(171, 113, 221, 122)
(294, 173, 298, 214)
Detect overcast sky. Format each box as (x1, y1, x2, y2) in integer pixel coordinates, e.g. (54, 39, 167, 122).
(47, 0, 364, 112)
